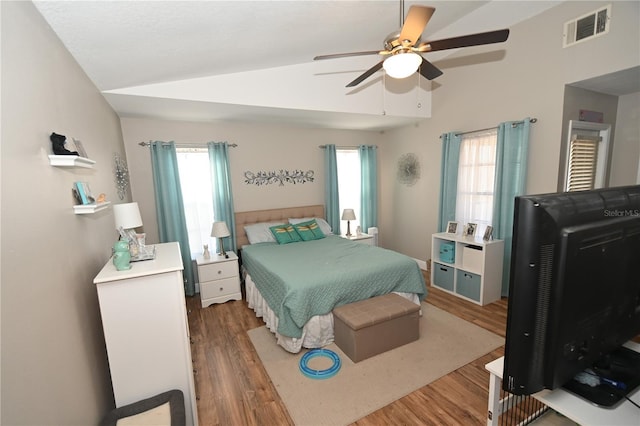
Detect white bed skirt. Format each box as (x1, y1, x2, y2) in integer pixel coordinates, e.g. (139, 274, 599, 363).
(244, 272, 421, 353)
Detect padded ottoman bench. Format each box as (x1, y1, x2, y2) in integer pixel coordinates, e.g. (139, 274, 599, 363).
(333, 293, 420, 363)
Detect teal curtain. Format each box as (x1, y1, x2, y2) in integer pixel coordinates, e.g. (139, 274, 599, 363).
(150, 141, 196, 296)
(493, 118, 531, 295)
(324, 144, 340, 234)
(359, 145, 378, 232)
(437, 132, 462, 232)
(208, 142, 237, 253)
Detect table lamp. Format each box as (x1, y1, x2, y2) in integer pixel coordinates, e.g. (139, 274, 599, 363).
(114, 202, 143, 256)
(342, 208, 356, 237)
(211, 221, 231, 258)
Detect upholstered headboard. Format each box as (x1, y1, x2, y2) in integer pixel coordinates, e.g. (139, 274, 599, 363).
(235, 205, 325, 248)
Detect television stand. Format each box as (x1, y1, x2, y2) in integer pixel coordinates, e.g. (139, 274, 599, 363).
(563, 345, 640, 408)
(485, 341, 640, 426)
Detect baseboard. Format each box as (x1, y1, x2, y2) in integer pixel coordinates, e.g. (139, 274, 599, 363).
(413, 258, 427, 271)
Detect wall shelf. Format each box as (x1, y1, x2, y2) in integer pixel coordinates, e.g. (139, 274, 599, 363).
(73, 202, 111, 215)
(49, 155, 95, 168)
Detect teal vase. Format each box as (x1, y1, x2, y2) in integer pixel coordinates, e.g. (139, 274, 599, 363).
(113, 240, 131, 271)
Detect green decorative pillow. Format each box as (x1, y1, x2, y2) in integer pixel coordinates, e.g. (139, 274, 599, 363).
(292, 219, 326, 241)
(269, 224, 302, 244)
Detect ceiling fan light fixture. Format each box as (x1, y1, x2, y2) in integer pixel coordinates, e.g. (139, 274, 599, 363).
(383, 52, 422, 79)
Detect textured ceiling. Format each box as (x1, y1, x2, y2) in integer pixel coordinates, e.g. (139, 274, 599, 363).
(34, 1, 489, 91)
(33, 1, 568, 130)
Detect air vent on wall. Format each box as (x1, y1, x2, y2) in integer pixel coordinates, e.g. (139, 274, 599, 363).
(563, 4, 611, 48)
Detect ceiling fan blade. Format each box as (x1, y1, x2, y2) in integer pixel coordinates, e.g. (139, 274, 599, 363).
(314, 50, 381, 61)
(346, 60, 384, 88)
(398, 5, 435, 47)
(417, 29, 510, 52)
(419, 57, 443, 80)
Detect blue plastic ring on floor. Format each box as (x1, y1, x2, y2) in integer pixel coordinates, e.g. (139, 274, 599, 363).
(299, 348, 341, 379)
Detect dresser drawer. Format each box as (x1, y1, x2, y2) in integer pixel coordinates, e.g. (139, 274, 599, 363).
(433, 263, 454, 292)
(198, 260, 238, 282)
(456, 270, 481, 302)
(200, 276, 240, 300)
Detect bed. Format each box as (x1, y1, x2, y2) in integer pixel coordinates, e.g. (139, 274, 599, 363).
(236, 205, 427, 353)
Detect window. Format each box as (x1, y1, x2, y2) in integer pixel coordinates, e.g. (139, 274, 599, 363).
(337, 149, 361, 234)
(563, 120, 610, 192)
(455, 129, 498, 236)
(176, 148, 215, 258)
(566, 138, 599, 191)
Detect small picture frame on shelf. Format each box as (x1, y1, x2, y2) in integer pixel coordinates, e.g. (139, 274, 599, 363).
(483, 225, 494, 241)
(73, 138, 88, 158)
(72, 187, 82, 205)
(465, 223, 477, 237)
(446, 221, 458, 234)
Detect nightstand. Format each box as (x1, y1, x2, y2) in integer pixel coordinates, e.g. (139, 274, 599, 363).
(342, 233, 374, 246)
(196, 251, 241, 308)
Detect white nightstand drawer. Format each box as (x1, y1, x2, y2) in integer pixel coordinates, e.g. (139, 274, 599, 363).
(198, 260, 237, 282)
(200, 276, 240, 300)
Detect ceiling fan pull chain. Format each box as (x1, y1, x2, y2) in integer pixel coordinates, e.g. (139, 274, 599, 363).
(416, 71, 422, 113)
(382, 73, 387, 116)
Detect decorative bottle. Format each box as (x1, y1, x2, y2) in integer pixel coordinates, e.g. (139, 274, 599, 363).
(113, 240, 131, 271)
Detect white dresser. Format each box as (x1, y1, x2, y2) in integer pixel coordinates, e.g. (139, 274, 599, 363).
(94, 242, 198, 425)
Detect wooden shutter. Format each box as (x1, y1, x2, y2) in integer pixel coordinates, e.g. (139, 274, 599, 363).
(567, 137, 599, 191)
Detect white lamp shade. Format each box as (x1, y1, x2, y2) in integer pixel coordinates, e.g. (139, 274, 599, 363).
(211, 221, 231, 238)
(383, 52, 422, 79)
(113, 202, 143, 230)
(341, 209, 356, 221)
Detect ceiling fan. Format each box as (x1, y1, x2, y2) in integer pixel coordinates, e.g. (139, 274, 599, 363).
(313, 2, 509, 88)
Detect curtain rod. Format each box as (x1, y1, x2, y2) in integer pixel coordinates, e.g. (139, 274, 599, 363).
(318, 145, 378, 149)
(138, 141, 238, 148)
(440, 118, 538, 138)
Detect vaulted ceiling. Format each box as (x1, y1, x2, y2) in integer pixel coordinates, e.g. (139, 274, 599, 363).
(34, 1, 562, 130)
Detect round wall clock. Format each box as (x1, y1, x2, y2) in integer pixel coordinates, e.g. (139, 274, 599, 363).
(397, 153, 421, 186)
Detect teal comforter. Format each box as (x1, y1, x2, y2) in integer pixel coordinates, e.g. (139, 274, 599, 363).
(242, 235, 427, 338)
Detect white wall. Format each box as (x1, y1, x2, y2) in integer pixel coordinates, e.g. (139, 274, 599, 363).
(380, 1, 640, 263)
(1, 2, 129, 424)
(610, 92, 640, 187)
(120, 117, 384, 245)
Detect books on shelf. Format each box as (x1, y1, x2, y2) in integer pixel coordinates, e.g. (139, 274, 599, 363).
(74, 181, 95, 205)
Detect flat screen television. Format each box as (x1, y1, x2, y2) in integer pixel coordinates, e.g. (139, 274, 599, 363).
(503, 184, 640, 406)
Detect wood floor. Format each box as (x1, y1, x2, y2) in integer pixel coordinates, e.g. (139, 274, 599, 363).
(187, 272, 508, 425)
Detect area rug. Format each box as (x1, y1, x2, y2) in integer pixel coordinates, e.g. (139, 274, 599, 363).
(248, 303, 504, 426)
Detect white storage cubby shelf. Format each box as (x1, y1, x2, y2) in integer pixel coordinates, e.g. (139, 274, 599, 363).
(430, 232, 504, 306)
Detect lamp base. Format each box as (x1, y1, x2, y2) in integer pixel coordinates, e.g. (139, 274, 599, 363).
(218, 240, 228, 259)
(346, 221, 352, 237)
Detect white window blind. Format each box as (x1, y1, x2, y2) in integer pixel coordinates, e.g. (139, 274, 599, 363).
(567, 137, 599, 192)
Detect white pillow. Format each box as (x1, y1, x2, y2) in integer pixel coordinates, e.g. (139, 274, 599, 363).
(244, 222, 283, 244)
(288, 217, 333, 235)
